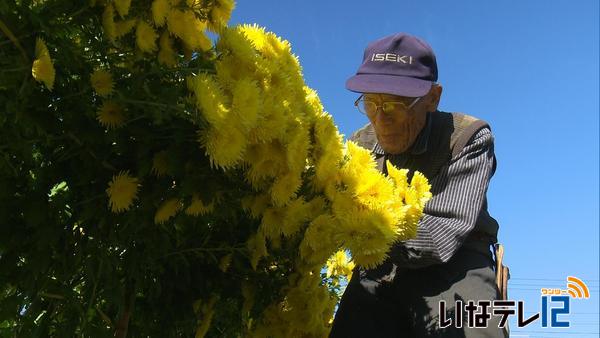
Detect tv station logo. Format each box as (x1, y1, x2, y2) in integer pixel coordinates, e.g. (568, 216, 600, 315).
(438, 276, 591, 329)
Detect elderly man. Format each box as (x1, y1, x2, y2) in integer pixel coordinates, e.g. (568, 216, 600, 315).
(329, 33, 507, 337)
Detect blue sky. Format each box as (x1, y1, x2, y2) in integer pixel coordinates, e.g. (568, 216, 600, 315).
(231, 1, 599, 336)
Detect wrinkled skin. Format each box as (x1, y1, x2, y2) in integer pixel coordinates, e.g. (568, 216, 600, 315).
(365, 84, 443, 154)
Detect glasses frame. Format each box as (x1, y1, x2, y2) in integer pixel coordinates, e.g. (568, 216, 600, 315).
(354, 94, 422, 116)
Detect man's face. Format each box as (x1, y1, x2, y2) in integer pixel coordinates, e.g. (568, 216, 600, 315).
(364, 85, 442, 154)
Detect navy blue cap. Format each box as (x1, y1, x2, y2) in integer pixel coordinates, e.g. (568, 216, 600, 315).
(346, 33, 438, 97)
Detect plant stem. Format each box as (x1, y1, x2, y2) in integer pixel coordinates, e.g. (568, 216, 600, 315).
(38, 292, 65, 300)
(114, 283, 135, 338)
(0, 19, 28, 62)
(72, 193, 104, 207)
(163, 246, 245, 259)
(121, 98, 184, 110)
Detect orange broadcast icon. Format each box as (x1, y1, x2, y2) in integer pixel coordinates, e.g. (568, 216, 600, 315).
(565, 276, 590, 299)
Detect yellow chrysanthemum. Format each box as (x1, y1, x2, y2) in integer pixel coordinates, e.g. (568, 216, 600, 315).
(284, 121, 310, 173)
(301, 214, 336, 253)
(136, 21, 158, 53)
(240, 193, 270, 219)
(330, 191, 361, 228)
(340, 172, 394, 212)
(347, 141, 377, 170)
(96, 101, 125, 129)
(239, 24, 292, 61)
(270, 172, 301, 207)
(244, 141, 288, 187)
(268, 33, 293, 62)
(185, 195, 215, 216)
(410, 171, 433, 204)
(281, 280, 329, 332)
(352, 251, 389, 270)
(259, 207, 285, 241)
(151, 150, 169, 176)
(214, 55, 245, 86)
(31, 38, 55, 90)
(237, 24, 269, 54)
(314, 113, 340, 146)
(154, 198, 182, 224)
(106, 171, 139, 213)
(152, 0, 170, 27)
(306, 196, 327, 219)
(166, 9, 211, 51)
(337, 142, 392, 206)
(247, 233, 267, 270)
(188, 74, 229, 127)
(115, 19, 137, 38)
(312, 115, 344, 184)
(158, 32, 178, 67)
(403, 185, 419, 206)
(200, 125, 246, 169)
(386, 160, 409, 195)
(299, 214, 338, 266)
(231, 78, 260, 130)
(216, 26, 257, 69)
(326, 250, 355, 279)
(248, 108, 288, 144)
(314, 152, 341, 194)
(33, 37, 50, 63)
(338, 210, 398, 269)
(90, 69, 113, 97)
(114, 0, 131, 17)
(207, 0, 235, 32)
(355, 175, 395, 208)
(102, 4, 116, 43)
(166, 9, 186, 38)
(186, 22, 212, 52)
(281, 198, 310, 237)
(302, 86, 324, 123)
(401, 206, 420, 239)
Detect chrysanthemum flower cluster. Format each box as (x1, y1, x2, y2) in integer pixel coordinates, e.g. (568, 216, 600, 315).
(186, 25, 433, 337)
(90, 0, 234, 130)
(14, 1, 431, 336)
(31, 37, 55, 90)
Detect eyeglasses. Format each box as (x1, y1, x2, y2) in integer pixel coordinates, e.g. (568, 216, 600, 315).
(354, 94, 421, 117)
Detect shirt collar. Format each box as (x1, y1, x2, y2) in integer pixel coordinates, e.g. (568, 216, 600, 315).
(372, 111, 432, 156)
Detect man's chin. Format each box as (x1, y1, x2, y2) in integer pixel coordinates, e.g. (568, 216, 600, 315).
(379, 143, 410, 155)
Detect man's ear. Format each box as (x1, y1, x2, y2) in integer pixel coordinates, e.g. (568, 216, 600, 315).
(425, 84, 443, 111)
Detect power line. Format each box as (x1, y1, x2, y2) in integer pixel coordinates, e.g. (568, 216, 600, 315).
(509, 289, 600, 292)
(521, 312, 599, 315)
(512, 331, 599, 335)
(527, 336, 598, 338)
(509, 286, 600, 289)
(510, 283, 600, 287)
(510, 278, 599, 283)
(527, 336, 599, 338)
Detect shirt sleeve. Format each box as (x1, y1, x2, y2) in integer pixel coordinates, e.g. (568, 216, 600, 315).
(390, 127, 496, 268)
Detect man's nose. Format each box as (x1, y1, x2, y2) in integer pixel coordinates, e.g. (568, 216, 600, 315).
(374, 107, 392, 125)
(374, 108, 407, 125)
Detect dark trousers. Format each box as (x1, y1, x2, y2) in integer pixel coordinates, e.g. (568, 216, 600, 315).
(329, 243, 509, 338)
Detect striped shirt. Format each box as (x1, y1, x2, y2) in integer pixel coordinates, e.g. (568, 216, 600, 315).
(372, 116, 497, 269)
